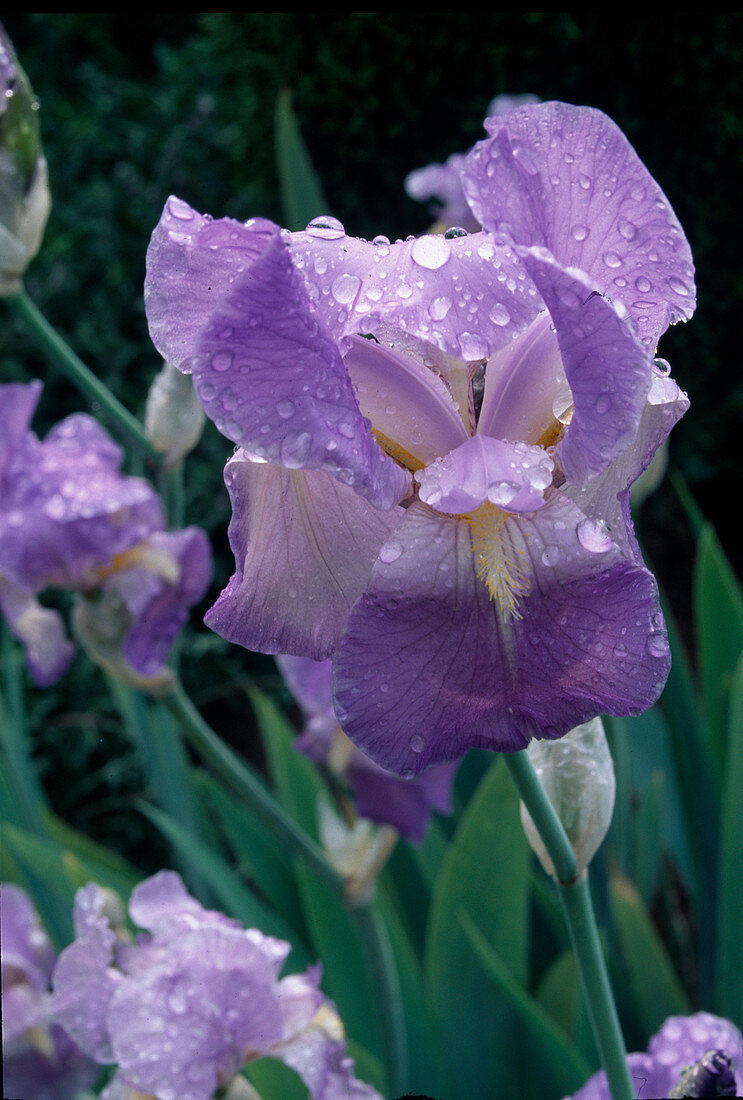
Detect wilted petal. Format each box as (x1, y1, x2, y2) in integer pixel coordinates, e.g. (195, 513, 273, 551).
(463, 100, 696, 347)
(334, 495, 670, 777)
(146, 199, 406, 510)
(206, 455, 403, 660)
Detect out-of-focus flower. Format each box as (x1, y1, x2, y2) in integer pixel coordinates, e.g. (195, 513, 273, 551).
(145, 101, 693, 778)
(0, 380, 212, 689)
(1, 884, 98, 1100)
(51, 871, 383, 1100)
(519, 716, 615, 879)
(278, 653, 456, 843)
(404, 93, 540, 232)
(566, 1013, 743, 1099)
(0, 24, 50, 297)
(145, 358, 206, 468)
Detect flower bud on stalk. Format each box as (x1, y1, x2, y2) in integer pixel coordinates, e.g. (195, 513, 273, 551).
(144, 359, 206, 468)
(0, 25, 50, 297)
(519, 716, 616, 879)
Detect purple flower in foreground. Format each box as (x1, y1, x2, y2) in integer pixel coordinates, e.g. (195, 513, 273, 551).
(51, 871, 382, 1100)
(566, 1013, 743, 1099)
(145, 101, 694, 778)
(1, 885, 98, 1100)
(0, 380, 212, 688)
(278, 653, 456, 842)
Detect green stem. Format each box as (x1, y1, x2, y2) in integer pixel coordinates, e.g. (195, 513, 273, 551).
(505, 750, 635, 1100)
(162, 681, 343, 897)
(350, 898, 409, 1097)
(6, 287, 159, 461)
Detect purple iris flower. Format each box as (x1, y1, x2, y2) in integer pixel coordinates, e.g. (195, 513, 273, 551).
(145, 101, 694, 779)
(566, 1013, 743, 1099)
(277, 653, 456, 842)
(1, 884, 98, 1100)
(0, 380, 212, 687)
(51, 871, 382, 1100)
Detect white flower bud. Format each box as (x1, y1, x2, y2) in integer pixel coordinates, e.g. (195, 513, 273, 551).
(144, 359, 205, 468)
(318, 797, 397, 905)
(519, 716, 615, 879)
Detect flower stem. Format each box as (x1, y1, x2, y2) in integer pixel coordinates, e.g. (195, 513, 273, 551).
(505, 750, 635, 1100)
(162, 680, 344, 897)
(350, 898, 409, 1097)
(6, 286, 159, 461)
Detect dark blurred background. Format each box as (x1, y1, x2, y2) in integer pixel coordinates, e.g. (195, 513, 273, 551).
(2, 13, 741, 867)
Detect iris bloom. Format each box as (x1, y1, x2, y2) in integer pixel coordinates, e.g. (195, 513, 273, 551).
(145, 101, 694, 778)
(51, 871, 382, 1100)
(566, 1013, 743, 1099)
(278, 653, 456, 841)
(1, 884, 98, 1100)
(0, 381, 212, 688)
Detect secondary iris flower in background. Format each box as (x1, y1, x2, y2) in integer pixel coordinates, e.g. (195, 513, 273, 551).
(1, 885, 98, 1100)
(277, 653, 456, 842)
(566, 1013, 743, 1099)
(145, 101, 694, 779)
(0, 380, 212, 688)
(51, 871, 382, 1100)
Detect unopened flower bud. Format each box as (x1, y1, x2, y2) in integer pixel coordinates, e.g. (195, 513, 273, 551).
(144, 359, 206, 468)
(318, 797, 397, 905)
(0, 25, 50, 296)
(520, 716, 615, 879)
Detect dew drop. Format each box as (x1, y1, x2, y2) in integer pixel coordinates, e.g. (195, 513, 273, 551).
(576, 517, 613, 553)
(305, 215, 345, 240)
(411, 234, 452, 270)
(635, 275, 652, 293)
(602, 251, 622, 269)
(429, 296, 452, 321)
(594, 393, 611, 414)
(211, 351, 233, 372)
(571, 224, 590, 242)
(668, 274, 690, 296)
(646, 632, 670, 658)
(167, 196, 194, 221)
(276, 399, 294, 419)
(541, 545, 561, 566)
(379, 540, 403, 564)
(617, 216, 637, 241)
(331, 272, 361, 305)
(489, 302, 511, 326)
(410, 734, 426, 753)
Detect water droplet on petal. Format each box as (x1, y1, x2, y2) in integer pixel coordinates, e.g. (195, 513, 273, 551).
(668, 274, 690, 296)
(489, 302, 511, 326)
(410, 734, 426, 753)
(429, 296, 452, 321)
(379, 540, 403, 564)
(635, 275, 652, 293)
(211, 351, 233, 372)
(571, 224, 590, 242)
(305, 215, 345, 240)
(576, 517, 613, 553)
(617, 216, 637, 241)
(276, 399, 294, 419)
(602, 251, 622, 269)
(646, 632, 670, 658)
(594, 393, 611, 414)
(331, 272, 361, 305)
(411, 235, 452, 270)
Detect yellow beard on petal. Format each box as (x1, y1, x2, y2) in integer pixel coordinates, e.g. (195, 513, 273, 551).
(466, 501, 529, 622)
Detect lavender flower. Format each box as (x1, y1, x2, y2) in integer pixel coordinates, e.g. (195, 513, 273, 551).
(145, 101, 694, 778)
(0, 380, 212, 688)
(51, 871, 382, 1100)
(278, 653, 456, 842)
(1, 884, 98, 1100)
(566, 1013, 743, 1099)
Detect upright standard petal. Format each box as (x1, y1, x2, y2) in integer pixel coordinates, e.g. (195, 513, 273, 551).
(463, 100, 696, 347)
(205, 455, 403, 660)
